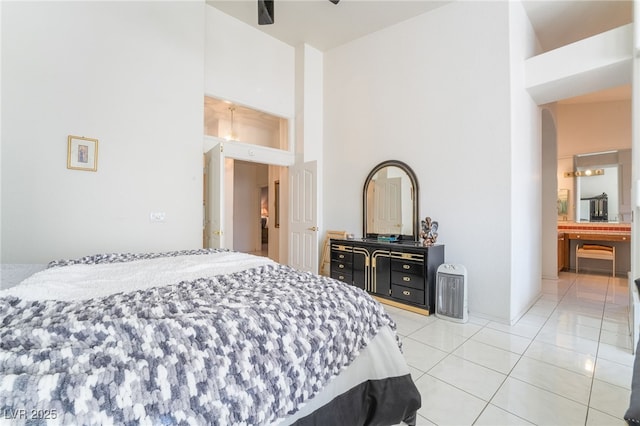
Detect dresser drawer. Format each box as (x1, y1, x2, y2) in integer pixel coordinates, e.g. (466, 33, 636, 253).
(331, 249, 353, 263)
(391, 270, 424, 290)
(391, 259, 424, 276)
(331, 271, 352, 284)
(391, 284, 425, 305)
(331, 261, 351, 274)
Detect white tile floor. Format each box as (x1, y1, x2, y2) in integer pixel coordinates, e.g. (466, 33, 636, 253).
(385, 271, 634, 426)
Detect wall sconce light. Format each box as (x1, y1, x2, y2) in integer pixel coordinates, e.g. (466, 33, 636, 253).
(564, 169, 604, 178)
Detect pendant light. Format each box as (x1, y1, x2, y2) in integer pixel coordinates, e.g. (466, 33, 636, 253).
(226, 106, 237, 141)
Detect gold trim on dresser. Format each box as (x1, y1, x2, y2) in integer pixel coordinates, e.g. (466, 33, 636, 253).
(329, 238, 444, 315)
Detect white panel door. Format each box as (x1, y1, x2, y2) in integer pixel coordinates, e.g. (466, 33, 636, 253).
(207, 143, 225, 248)
(289, 161, 318, 273)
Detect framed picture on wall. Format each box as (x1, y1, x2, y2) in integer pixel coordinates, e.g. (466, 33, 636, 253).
(67, 135, 98, 171)
(557, 188, 569, 216)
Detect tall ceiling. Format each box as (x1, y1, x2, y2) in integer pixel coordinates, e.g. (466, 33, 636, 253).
(207, 0, 633, 104)
(207, 0, 632, 53)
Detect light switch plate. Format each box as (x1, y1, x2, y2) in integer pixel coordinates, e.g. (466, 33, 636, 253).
(149, 212, 166, 222)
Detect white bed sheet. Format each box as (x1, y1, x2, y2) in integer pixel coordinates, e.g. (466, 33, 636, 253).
(1, 251, 274, 301)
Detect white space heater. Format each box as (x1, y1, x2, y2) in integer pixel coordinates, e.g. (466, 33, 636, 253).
(436, 264, 468, 323)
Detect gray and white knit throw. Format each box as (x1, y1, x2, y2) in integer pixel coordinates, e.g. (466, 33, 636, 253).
(0, 250, 397, 425)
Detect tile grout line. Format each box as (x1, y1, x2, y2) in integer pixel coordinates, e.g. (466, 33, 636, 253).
(583, 273, 615, 424)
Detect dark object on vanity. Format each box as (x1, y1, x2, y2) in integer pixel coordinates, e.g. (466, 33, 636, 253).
(330, 238, 444, 315)
(581, 192, 608, 222)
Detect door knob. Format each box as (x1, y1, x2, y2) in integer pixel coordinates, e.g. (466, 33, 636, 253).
(308, 226, 318, 231)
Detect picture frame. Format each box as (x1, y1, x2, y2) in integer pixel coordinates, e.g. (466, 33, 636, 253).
(557, 188, 569, 216)
(67, 135, 98, 171)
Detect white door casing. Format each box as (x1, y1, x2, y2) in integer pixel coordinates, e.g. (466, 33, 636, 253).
(203, 155, 209, 248)
(208, 143, 225, 248)
(289, 161, 318, 273)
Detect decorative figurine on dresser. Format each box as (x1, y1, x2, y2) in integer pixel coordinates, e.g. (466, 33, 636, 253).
(420, 216, 439, 246)
(330, 160, 445, 315)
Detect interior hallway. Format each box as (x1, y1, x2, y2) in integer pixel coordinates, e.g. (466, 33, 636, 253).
(386, 271, 632, 425)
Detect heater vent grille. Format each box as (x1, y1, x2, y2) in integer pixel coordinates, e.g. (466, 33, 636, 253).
(436, 264, 468, 323)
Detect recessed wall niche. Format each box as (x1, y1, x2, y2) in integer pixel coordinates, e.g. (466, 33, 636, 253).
(204, 96, 288, 151)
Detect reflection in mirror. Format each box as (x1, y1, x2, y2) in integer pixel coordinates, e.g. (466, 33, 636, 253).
(363, 160, 419, 240)
(574, 150, 630, 222)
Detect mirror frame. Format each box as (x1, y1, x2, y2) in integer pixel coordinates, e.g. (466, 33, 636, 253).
(572, 149, 630, 223)
(363, 160, 419, 241)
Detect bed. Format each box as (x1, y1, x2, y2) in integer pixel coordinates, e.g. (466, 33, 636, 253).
(0, 249, 420, 425)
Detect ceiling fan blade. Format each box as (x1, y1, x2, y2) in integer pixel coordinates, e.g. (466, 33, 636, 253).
(258, 0, 337, 26)
(258, 0, 274, 25)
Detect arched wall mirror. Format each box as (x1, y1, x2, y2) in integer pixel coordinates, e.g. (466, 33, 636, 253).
(363, 160, 419, 241)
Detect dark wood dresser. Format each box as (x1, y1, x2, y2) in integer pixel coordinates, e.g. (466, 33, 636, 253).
(330, 238, 445, 315)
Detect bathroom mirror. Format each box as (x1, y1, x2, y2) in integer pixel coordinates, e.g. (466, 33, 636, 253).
(574, 149, 631, 222)
(363, 160, 419, 240)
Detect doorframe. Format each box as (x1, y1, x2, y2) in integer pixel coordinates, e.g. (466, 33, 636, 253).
(203, 137, 295, 263)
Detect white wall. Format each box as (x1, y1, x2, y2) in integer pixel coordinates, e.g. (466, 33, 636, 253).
(542, 109, 559, 278)
(509, 1, 543, 321)
(324, 1, 516, 322)
(204, 6, 295, 119)
(0, 0, 3, 268)
(557, 100, 632, 158)
(630, 0, 639, 349)
(1, 1, 205, 264)
(299, 45, 324, 163)
(295, 44, 325, 266)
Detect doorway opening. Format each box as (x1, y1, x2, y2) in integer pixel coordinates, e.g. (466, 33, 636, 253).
(547, 85, 632, 278)
(203, 152, 286, 263)
(232, 160, 272, 258)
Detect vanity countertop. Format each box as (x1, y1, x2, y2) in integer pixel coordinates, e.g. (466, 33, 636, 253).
(558, 222, 631, 237)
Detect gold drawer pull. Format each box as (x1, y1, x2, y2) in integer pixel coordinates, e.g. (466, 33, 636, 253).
(403, 276, 411, 282)
(339, 264, 344, 269)
(403, 264, 411, 269)
(339, 254, 345, 259)
(403, 290, 411, 296)
(339, 275, 345, 280)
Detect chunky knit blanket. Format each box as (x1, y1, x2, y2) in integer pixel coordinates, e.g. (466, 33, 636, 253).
(0, 250, 396, 425)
